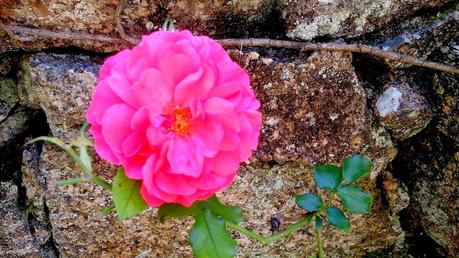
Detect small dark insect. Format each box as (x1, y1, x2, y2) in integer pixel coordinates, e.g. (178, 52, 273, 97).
(270, 215, 281, 231)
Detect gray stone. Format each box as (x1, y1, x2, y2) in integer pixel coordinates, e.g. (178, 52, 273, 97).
(0, 77, 18, 121)
(395, 125, 459, 256)
(375, 80, 433, 140)
(282, 0, 453, 41)
(379, 11, 458, 69)
(19, 53, 101, 140)
(0, 107, 32, 145)
(0, 55, 15, 75)
(0, 182, 41, 257)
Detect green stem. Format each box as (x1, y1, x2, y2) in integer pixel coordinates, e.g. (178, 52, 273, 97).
(226, 216, 312, 244)
(90, 176, 112, 190)
(57, 176, 112, 191)
(57, 177, 86, 186)
(312, 192, 335, 258)
(315, 227, 325, 258)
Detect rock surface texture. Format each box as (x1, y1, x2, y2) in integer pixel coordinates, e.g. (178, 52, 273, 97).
(15, 51, 403, 257)
(375, 80, 433, 140)
(1, 0, 281, 53)
(0, 0, 458, 257)
(0, 182, 41, 257)
(282, 0, 453, 40)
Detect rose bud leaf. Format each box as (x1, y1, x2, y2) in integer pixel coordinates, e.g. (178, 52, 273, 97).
(342, 155, 371, 183)
(295, 193, 323, 212)
(337, 185, 372, 214)
(326, 206, 350, 232)
(313, 164, 342, 191)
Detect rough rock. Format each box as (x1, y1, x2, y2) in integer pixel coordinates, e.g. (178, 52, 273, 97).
(230, 50, 397, 177)
(394, 125, 459, 256)
(19, 53, 101, 140)
(379, 11, 458, 69)
(0, 107, 32, 145)
(375, 80, 433, 140)
(0, 182, 41, 257)
(1, 0, 280, 53)
(24, 145, 404, 257)
(432, 73, 459, 142)
(282, 0, 453, 40)
(0, 54, 15, 75)
(0, 107, 38, 181)
(18, 50, 403, 256)
(0, 77, 18, 121)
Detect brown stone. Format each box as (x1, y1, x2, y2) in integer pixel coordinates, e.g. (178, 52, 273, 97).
(18, 50, 403, 256)
(1, 0, 279, 53)
(230, 50, 396, 178)
(0, 182, 41, 257)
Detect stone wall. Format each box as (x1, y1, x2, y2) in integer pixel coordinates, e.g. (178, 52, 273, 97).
(0, 1, 458, 257)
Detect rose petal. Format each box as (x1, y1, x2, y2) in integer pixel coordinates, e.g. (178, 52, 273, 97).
(212, 151, 240, 176)
(155, 171, 197, 195)
(167, 137, 203, 177)
(101, 104, 136, 153)
(121, 130, 144, 157)
(133, 68, 173, 112)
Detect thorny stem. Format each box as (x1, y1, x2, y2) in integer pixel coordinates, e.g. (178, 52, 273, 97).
(226, 216, 312, 244)
(227, 192, 335, 257)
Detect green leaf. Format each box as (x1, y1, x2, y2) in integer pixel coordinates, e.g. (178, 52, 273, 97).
(315, 216, 323, 231)
(158, 203, 200, 223)
(342, 155, 371, 183)
(313, 164, 342, 191)
(190, 209, 237, 258)
(295, 193, 323, 212)
(337, 185, 372, 214)
(203, 195, 243, 224)
(112, 168, 148, 220)
(326, 206, 350, 232)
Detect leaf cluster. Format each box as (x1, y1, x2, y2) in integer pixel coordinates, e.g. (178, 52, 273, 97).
(295, 155, 372, 232)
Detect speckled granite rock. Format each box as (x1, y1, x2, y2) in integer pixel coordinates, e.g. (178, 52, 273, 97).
(375, 80, 433, 140)
(282, 0, 453, 40)
(0, 107, 38, 181)
(1, 0, 280, 53)
(18, 53, 101, 140)
(230, 50, 397, 177)
(18, 50, 404, 256)
(0, 182, 41, 257)
(0, 77, 17, 121)
(379, 11, 458, 69)
(23, 145, 404, 257)
(394, 125, 459, 256)
(0, 54, 15, 75)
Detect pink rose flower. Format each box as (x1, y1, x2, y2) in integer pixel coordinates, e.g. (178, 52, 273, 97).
(86, 30, 262, 207)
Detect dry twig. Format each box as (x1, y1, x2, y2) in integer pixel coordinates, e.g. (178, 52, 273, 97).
(218, 38, 459, 74)
(3, 25, 124, 43)
(2, 24, 458, 74)
(115, 0, 139, 45)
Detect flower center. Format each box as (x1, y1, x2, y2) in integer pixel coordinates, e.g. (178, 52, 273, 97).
(169, 106, 192, 136)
